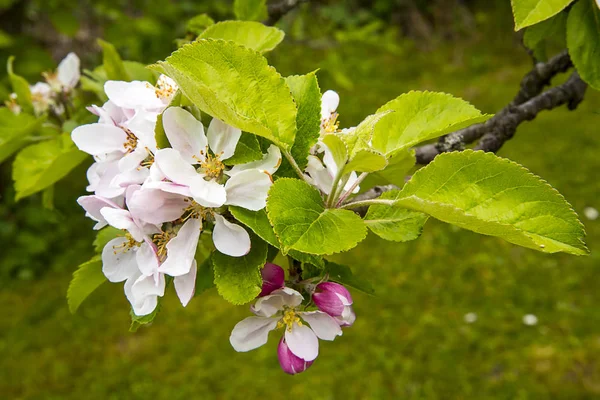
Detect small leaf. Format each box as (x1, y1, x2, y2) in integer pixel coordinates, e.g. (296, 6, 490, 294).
(225, 132, 263, 165)
(7, 57, 33, 114)
(198, 21, 284, 53)
(372, 91, 490, 158)
(154, 39, 297, 150)
(567, 0, 600, 90)
(212, 233, 267, 304)
(373, 149, 416, 187)
(523, 12, 567, 61)
(342, 111, 392, 158)
(0, 108, 44, 163)
(12, 133, 88, 200)
(344, 149, 387, 174)
(67, 256, 106, 314)
(266, 178, 368, 255)
(364, 190, 428, 242)
(97, 39, 130, 81)
(234, 0, 268, 21)
(186, 13, 215, 35)
(394, 150, 588, 255)
(511, 0, 573, 30)
(94, 226, 123, 253)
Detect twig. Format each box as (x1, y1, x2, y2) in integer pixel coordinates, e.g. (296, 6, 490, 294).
(265, 0, 309, 26)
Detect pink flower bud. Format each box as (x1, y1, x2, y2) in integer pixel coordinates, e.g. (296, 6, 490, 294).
(258, 263, 285, 297)
(277, 338, 313, 375)
(313, 282, 356, 327)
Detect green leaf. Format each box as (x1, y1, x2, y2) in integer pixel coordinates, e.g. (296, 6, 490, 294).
(567, 0, 600, 90)
(523, 12, 567, 61)
(0, 109, 44, 163)
(373, 149, 416, 187)
(344, 149, 387, 174)
(364, 190, 428, 242)
(342, 111, 392, 158)
(98, 39, 130, 81)
(284, 72, 322, 172)
(93, 226, 122, 253)
(67, 256, 106, 313)
(186, 13, 215, 35)
(224, 132, 263, 165)
(7, 57, 33, 114)
(266, 178, 367, 255)
(316, 261, 374, 295)
(511, 0, 573, 30)
(195, 256, 215, 297)
(234, 0, 268, 21)
(372, 91, 490, 158)
(12, 133, 88, 200)
(123, 61, 157, 82)
(393, 150, 588, 255)
(154, 39, 297, 150)
(198, 21, 284, 54)
(212, 233, 268, 304)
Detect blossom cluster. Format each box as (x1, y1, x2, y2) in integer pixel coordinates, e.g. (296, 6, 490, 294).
(230, 263, 356, 375)
(72, 76, 281, 316)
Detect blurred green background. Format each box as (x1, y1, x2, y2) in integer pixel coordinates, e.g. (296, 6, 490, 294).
(1, 0, 599, 398)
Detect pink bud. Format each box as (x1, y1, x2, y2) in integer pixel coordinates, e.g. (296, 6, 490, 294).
(258, 263, 285, 297)
(277, 338, 313, 375)
(313, 282, 356, 327)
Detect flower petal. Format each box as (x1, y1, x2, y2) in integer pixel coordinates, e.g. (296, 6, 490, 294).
(71, 123, 127, 155)
(278, 338, 313, 374)
(285, 323, 319, 361)
(125, 109, 158, 152)
(305, 155, 333, 195)
(57, 52, 80, 89)
(135, 241, 160, 276)
(207, 118, 241, 160)
(127, 273, 165, 316)
(100, 207, 145, 242)
(259, 263, 285, 297)
(162, 106, 207, 163)
(224, 169, 272, 211)
(77, 195, 121, 229)
(212, 214, 250, 257)
(229, 316, 279, 352)
(159, 218, 201, 276)
(104, 80, 164, 110)
(300, 311, 343, 341)
(102, 237, 139, 282)
(252, 287, 303, 317)
(189, 176, 227, 208)
(154, 148, 199, 187)
(174, 260, 197, 307)
(227, 144, 282, 176)
(321, 90, 340, 119)
(127, 187, 188, 225)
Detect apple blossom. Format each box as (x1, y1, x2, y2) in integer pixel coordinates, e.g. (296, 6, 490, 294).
(259, 263, 285, 297)
(312, 281, 356, 327)
(277, 337, 313, 375)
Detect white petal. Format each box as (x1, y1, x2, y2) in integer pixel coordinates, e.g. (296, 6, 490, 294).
(174, 260, 197, 307)
(207, 118, 241, 160)
(92, 161, 127, 199)
(154, 148, 199, 186)
(57, 52, 80, 89)
(143, 180, 193, 197)
(127, 187, 188, 225)
(252, 287, 304, 318)
(189, 176, 227, 208)
(135, 241, 160, 276)
(104, 80, 164, 110)
(305, 155, 333, 194)
(227, 145, 282, 176)
(71, 123, 127, 155)
(100, 207, 145, 242)
(321, 90, 340, 119)
(159, 218, 201, 276)
(224, 169, 272, 211)
(128, 273, 165, 316)
(111, 166, 149, 188)
(101, 100, 128, 125)
(102, 237, 139, 282)
(162, 107, 207, 163)
(77, 195, 121, 229)
(229, 316, 279, 352)
(285, 324, 319, 361)
(300, 311, 343, 341)
(212, 214, 250, 257)
(344, 171, 361, 194)
(125, 110, 158, 152)
(118, 148, 148, 172)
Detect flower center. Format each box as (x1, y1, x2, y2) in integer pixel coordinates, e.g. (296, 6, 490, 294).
(140, 153, 154, 168)
(278, 308, 302, 332)
(321, 112, 340, 135)
(112, 233, 140, 254)
(123, 127, 138, 153)
(152, 231, 173, 261)
(154, 75, 178, 102)
(182, 200, 212, 221)
(199, 150, 225, 180)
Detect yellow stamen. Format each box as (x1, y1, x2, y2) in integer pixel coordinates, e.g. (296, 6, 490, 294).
(277, 308, 302, 332)
(123, 127, 138, 153)
(152, 231, 173, 261)
(321, 112, 340, 134)
(197, 148, 225, 180)
(154, 75, 178, 102)
(112, 232, 140, 254)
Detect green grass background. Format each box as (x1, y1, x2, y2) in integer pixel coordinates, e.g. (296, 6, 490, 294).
(1, 3, 600, 399)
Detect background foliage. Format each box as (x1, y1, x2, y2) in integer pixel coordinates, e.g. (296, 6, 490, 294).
(1, 0, 599, 398)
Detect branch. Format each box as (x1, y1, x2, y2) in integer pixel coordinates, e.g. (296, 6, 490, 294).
(415, 51, 576, 164)
(265, 0, 309, 26)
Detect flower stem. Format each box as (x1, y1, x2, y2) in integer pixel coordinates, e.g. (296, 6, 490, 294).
(283, 150, 311, 184)
(339, 198, 395, 210)
(335, 172, 369, 207)
(326, 169, 345, 208)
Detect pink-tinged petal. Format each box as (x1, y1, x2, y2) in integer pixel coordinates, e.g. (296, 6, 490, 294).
(104, 80, 163, 110)
(127, 187, 188, 225)
(189, 176, 227, 208)
(159, 218, 201, 276)
(229, 316, 279, 352)
(285, 323, 319, 361)
(102, 237, 139, 282)
(337, 305, 356, 327)
(321, 90, 339, 119)
(127, 273, 165, 316)
(88, 160, 126, 199)
(154, 148, 199, 186)
(207, 118, 241, 160)
(88, 104, 117, 126)
(212, 214, 250, 257)
(118, 147, 148, 173)
(278, 338, 313, 375)
(317, 282, 353, 303)
(312, 291, 345, 316)
(252, 287, 304, 318)
(100, 207, 145, 242)
(162, 106, 207, 163)
(227, 144, 282, 176)
(258, 263, 285, 297)
(111, 166, 149, 188)
(174, 260, 197, 307)
(77, 195, 121, 229)
(71, 123, 127, 155)
(135, 241, 160, 276)
(148, 162, 166, 182)
(300, 311, 343, 341)
(57, 52, 80, 89)
(224, 169, 272, 211)
(102, 100, 128, 125)
(143, 180, 193, 197)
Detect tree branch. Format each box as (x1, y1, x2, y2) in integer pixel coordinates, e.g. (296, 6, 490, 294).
(265, 0, 309, 26)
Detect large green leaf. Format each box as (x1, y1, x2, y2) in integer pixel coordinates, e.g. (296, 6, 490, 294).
(364, 190, 428, 242)
(303, 261, 374, 295)
(374, 149, 416, 187)
(198, 21, 284, 53)
(67, 256, 106, 313)
(0, 109, 44, 163)
(154, 39, 297, 150)
(372, 91, 490, 157)
(511, 0, 573, 30)
(392, 150, 587, 255)
(212, 233, 267, 304)
(567, 0, 600, 90)
(266, 178, 367, 255)
(524, 12, 567, 61)
(7, 57, 33, 114)
(234, 0, 268, 21)
(342, 111, 391, 158)
(12, 133, 88, 200)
